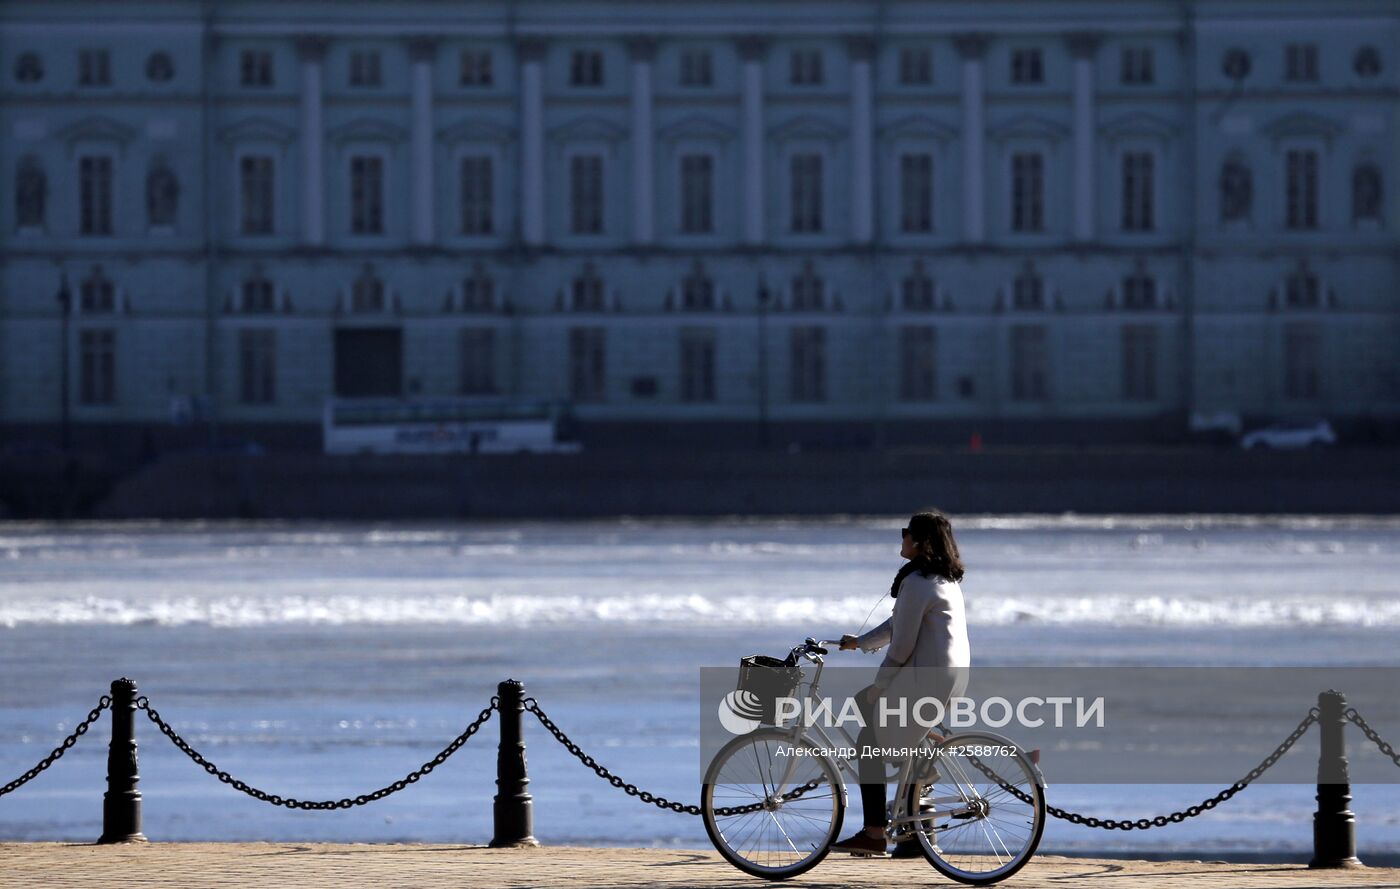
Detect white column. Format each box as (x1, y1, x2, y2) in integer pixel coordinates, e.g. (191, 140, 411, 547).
(628, 37, 656, 246)
(1068, 33, 1100, 243)
(409, 37, 437, 247)
(739, 36, 767, 246)
(848, 36, 875, 244)
(954, 34, 987, 245)
(519, 38, 546, 247)
(296, 36, 327, 247)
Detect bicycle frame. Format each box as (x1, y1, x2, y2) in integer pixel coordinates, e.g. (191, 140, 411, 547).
(762, 643, 985, 839)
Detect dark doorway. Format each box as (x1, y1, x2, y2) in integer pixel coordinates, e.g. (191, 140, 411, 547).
(334, 327, 402, 397)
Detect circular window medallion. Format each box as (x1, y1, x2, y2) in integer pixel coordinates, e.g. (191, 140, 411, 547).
(1354, 46, 1381, 78)
(1222, 48, 1251, 80)
(146, 51, 175, 83)
(15, 52, 44, 83)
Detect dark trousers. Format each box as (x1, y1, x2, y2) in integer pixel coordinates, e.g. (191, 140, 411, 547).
(854, 685, 887, 828)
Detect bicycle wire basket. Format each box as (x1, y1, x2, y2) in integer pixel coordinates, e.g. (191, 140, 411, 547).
(736, 655, 804, 725)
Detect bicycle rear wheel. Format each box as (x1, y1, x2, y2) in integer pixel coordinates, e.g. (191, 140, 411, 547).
(905, 731, 1045, 884)
(702, 728, 845, 880)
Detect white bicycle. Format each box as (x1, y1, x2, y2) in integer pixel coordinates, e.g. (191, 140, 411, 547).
(702, 638, 1046, 883)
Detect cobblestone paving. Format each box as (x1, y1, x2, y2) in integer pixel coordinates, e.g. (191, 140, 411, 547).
(2, 844, 1398, 889)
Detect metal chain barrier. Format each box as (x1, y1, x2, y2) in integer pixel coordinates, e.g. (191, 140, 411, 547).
(0, 695, 111, 798)
(522, 697, 821, 817)
(527, 694, 1321, 827)
(523, 697, 705, 815)
(1344, 707, 1400, 770)
(135, 694, 497, 810)
(2, 686, 1355, 836)
(964, 708, 1319, 830)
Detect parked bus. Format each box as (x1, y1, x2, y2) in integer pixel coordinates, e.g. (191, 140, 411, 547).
(322, 398, 580, 455)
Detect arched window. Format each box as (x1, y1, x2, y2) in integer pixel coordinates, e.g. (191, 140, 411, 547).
(352, 265, 384, 313)
(462, 264, 495, 312)
(1352, 163, 1382, 223)
(81, 266, 115, 313)
(901, 261, 935, 311)
(790, 262, 824, 311)
(1285, 265, 1320, 309)
(570, 263, 605, 311)
(241, 270, 276, 313)
(1121, 264, 1157, 310)
(1219, 155, 1253, 223)
(1012, 263, 1043, 310)
(15, 155, 47, 228)
(146, 160, 180, 228)
(681, 262, 714, 311)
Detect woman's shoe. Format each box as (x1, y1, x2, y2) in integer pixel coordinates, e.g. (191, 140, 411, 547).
(830, 831, 889, 857)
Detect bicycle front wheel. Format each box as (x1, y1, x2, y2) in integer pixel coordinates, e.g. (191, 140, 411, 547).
(702, 728, 845, 881)
(905, 731, 1045, 884)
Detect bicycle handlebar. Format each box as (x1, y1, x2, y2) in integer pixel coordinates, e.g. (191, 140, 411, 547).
(789, 637, 846, 662)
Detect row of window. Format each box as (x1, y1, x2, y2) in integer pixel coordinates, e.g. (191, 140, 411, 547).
(12, 42, 1384, 89)
(68, 319, 1331, 408)
(18, 154, 180, 234)
(13, 49, 176, 86)
(70, 260, 1324, 321)
(1215, 43, 1383, 83)
(16, 148, 1382, 238)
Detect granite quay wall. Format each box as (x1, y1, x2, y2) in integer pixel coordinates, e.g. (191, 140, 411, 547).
(36, 446, 1399, 519)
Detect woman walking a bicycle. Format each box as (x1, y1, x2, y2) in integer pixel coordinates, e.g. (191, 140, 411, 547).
(830, 510, 971, 857)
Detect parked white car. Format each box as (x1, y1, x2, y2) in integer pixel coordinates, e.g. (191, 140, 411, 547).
(1240, 417, 1338, 450)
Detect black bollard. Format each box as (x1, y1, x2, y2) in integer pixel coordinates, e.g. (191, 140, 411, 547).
(489, 679, 539, 847)
(97, 678, 147, 843)
(1309, 689, 1362, 868)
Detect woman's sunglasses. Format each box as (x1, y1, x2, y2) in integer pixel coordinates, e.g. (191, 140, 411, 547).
(901, 527, 910, 537)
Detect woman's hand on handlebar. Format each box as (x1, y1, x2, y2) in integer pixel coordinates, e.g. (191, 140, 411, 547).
(839, 634, 860, 651)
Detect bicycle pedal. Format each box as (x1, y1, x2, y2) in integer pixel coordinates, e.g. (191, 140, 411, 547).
(843, 850, 891, 859)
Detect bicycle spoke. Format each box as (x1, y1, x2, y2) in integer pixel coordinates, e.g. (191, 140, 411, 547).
(704, 729, 843, 878)
(768, 810, 801, 856)
(911, 734, 1045, 883)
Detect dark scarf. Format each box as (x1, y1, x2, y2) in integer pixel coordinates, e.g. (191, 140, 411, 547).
(890, 557, 934, 598)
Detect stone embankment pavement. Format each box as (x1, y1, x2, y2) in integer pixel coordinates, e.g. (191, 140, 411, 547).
(2, 845, 1398, 889)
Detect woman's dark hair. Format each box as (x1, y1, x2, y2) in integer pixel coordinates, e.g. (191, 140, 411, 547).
(891, 510, 965, 597)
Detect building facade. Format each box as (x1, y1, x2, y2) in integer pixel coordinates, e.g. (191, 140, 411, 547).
(1, 0, 1398, 444)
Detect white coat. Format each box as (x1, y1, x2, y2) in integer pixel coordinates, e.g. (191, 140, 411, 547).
(856, 571, 971, 751)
